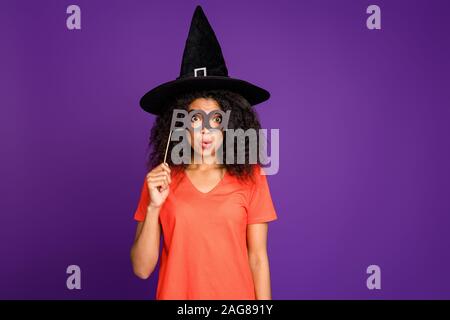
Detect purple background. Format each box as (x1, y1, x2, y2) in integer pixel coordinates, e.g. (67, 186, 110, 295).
(1, 0, 449, 299)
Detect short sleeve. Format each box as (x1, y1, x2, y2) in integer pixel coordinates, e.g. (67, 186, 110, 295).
(246, 166, 278, 224)
(133, 177, 150, 222)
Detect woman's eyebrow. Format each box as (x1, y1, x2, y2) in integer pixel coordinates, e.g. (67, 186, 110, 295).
(189, 109, 221, 114)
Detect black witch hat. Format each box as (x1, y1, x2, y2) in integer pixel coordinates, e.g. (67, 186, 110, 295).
(139, 5, 270, 115)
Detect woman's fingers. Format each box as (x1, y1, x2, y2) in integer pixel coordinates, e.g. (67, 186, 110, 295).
(147, 170, 171, 183)
(147, 176, 169, 184)
(147, 173, 171, 184)
(146, 163, 171, 192)
(149, 171, 170, 179)
(162, 162, 171, 172)
(148, 178, 169, 190)
(153, 163, 171, 174)
(158, 163, 171, 175)
(148, 166, 170, 176)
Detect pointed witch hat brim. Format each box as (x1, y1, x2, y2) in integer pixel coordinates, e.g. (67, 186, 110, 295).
(139, 5, 270, 115)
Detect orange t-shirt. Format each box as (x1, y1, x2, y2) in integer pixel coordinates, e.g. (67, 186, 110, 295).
(133, 165, 278, 300)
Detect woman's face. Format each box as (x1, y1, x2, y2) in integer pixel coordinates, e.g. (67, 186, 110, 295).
(187, 98, 224, 163)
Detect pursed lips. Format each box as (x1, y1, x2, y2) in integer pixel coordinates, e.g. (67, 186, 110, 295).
(201, 138, 213, 149)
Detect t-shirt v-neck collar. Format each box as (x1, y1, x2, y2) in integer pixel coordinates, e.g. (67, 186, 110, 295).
(182, 169, 228, 195)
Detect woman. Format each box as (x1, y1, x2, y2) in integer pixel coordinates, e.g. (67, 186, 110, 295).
(130, 6, 277, 300)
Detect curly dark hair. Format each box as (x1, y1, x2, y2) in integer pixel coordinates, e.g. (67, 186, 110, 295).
(145, 89, 267, 181)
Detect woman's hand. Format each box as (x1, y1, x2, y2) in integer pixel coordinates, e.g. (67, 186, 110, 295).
(146, 162, 171, 208)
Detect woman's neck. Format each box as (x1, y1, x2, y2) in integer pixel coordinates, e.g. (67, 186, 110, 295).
(188, 153, 224, 171)
(187, 163, 224, 171)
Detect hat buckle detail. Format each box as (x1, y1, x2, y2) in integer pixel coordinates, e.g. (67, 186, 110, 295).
(194, 67, 207, 77)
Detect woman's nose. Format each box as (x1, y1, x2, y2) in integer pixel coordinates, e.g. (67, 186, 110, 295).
(201, 125, 210, 134)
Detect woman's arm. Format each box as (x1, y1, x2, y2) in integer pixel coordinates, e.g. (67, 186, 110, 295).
(130, 204, 162, 279)
(247, 222, 273, 300)
(130, 162, 171, 279)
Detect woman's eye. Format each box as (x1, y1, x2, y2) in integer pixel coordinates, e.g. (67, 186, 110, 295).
(213, 116, 222, 123)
